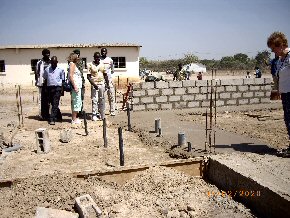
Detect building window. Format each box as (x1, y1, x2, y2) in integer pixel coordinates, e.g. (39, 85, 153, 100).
(0, 60, 5, 72)
(112, 57, 126, 68)
(81, 57, 87, 69)
(31, 59, 40, 72)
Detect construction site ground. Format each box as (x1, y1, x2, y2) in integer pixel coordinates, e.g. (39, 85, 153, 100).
(0, 80, 289, 217)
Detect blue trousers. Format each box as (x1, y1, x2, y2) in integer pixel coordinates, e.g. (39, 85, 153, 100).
(281, 92, 290, 140)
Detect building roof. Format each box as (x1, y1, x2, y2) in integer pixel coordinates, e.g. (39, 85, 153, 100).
(0, 43, 142, 49)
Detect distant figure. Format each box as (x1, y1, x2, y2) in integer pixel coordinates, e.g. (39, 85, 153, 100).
(197, 72, 203, 80)
(185, 65, 190, 80)
(254, 67, 262, 78)
(43, 56, 65, 125)
(35, 49, 50, 120)
(245, 71, 251, 78)
(267, 31, 290, 157)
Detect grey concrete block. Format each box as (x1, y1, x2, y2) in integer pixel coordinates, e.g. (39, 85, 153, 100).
(140, 97, 154, 104)
(35, 128, 50, 153)
(238, 99, 249, 105)
(250, 86, 261, 91)
(226, 99, 237, 105)
(169, 81, 182, 88)
(264, 77, 273, 84)
(238, 85, 249, 92)
(219, 92, 231, 99)
(161, 88, 174, 95)
(250, 98, 260, 104)
(187, 87, 199, 94)
(75, 194, 102, 218)
(182, 80, 196, 87)
(243, 78, 255, 85)
(221, 79, 243, 86)
(188, 101, 200, 108)
(242, 92, 254, 98)
(132, 82, 141, 90)
(254, 92, 265, 97)
(225, 86, 237, 92)
(146, 89, 160, 96)
(174, 102, 187, 109)
(216, 86, 225, 92)
(262, 85, 272, 91)
(201, 100, 210, 107)
(174, 88, 186, 95)
(161, 103, 172, 110)
(155, 96, 168, 103)
(182, 95, 195, 101)
(169, 95, 181, 102)
(133, 90, 145, 97)
(200, 87, 209, 94)
(216, 100, 225, 106)
(141, 82, 155, 89)
(35, 207, 79, 218)
(155, 81, 169, 89)
(146, 104, 159, 110)
(232, 93, 242, 98)
(133, 104, 145, 111)
(261, 98, 271, 103)
(132, 97, 140, 104)
(195, 94, 207, 100)
(195, 80, 208, 87)
(253, 78, 265, 85)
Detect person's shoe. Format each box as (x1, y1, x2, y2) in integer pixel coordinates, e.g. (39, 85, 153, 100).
(49, 121, 55, 125)
(92, 116, 98, 121)
(71, 118, 82, 124)
(110, 112, 116, 116)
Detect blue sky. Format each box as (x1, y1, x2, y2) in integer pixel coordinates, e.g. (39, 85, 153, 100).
(0, 0, 289, 60)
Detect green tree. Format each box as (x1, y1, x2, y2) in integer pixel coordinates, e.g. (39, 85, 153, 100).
(255, 50, 271, 69)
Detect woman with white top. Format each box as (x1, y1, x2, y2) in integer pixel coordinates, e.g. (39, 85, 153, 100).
(267, 31, 290, 157)
(68, 52, 83, 124)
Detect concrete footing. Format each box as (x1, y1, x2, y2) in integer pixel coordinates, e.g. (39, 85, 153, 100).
(206, 155, 290, 218)
(35, 207, 79, 218)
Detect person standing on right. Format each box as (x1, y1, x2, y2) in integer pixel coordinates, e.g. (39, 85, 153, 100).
(35, 48, 50, 120)
(100, 48, 116, 116)
(267, 31, 290, 157)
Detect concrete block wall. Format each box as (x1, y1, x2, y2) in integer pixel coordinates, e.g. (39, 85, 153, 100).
(132, 78, 272, 111)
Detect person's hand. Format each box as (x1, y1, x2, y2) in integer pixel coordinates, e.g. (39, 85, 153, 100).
(74, 86, 78, 93)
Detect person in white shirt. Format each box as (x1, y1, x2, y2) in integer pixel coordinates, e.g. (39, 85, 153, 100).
(87, 52, 107, 121)
(267, 31, 290, 157)
(100, 48, 116, 116)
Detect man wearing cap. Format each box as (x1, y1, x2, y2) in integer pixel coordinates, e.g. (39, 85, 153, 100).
(100, 48, 116, 116)
(73, 49, 85, 116)
(35, 48, 50, 120)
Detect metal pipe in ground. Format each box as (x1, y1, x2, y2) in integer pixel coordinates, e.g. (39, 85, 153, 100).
(126, 102, 131, 131)
(83, 111, 88, 136)
(118, 127, 124, 166)
(187, 142, 192, 152)
(178, 132, 186, 146)
(155, 118, 161, 133)
(103, 118, 108, 148)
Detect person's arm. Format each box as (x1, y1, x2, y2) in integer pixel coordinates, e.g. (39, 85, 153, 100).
(110, 58, 114, 74)
(69, 63, 78, 92)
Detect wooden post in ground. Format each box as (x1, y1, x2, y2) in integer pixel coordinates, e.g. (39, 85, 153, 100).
(118, 127, 124, 166)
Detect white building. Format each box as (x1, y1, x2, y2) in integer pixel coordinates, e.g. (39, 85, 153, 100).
(0, 43, 142, 86)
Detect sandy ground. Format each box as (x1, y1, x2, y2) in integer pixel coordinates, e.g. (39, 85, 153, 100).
(0, 80, 287, 217)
